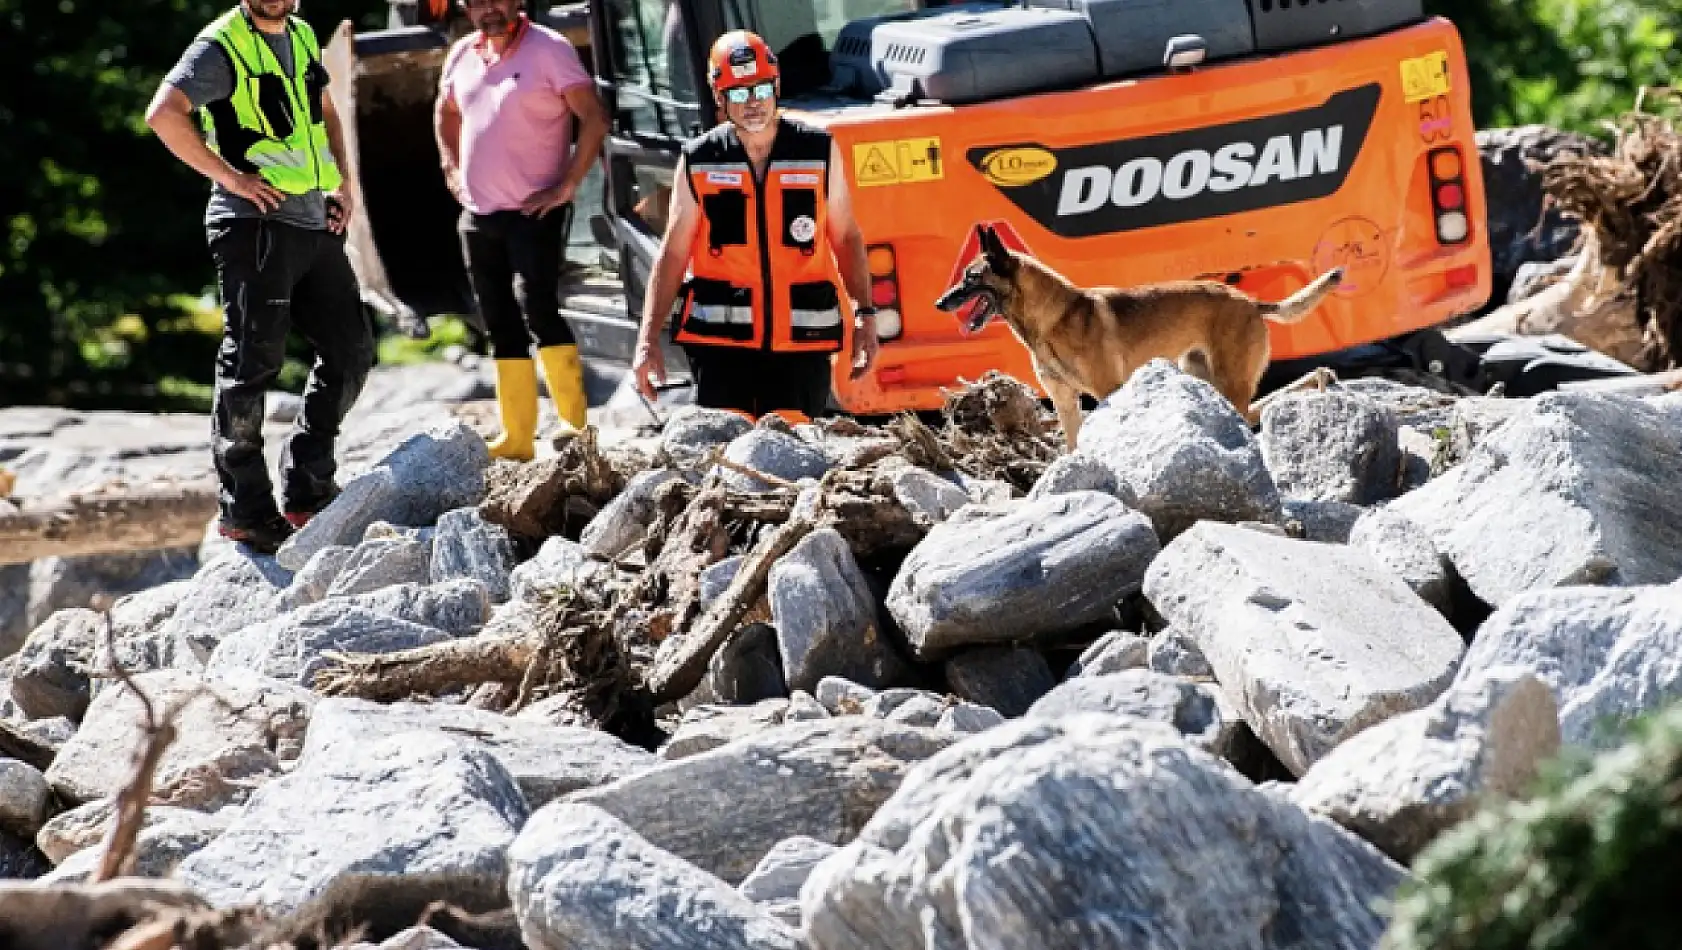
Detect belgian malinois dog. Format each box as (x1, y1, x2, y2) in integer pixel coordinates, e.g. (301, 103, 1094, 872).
(935, 223, 1345, 449)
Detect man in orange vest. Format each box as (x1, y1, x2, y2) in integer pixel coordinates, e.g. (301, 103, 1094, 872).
(630, 29, 877, 423)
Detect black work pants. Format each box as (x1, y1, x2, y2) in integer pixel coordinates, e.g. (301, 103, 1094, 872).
(207, 218, 373, 526)
(458, 207, 577, 360)
(682, 344, 832, 419)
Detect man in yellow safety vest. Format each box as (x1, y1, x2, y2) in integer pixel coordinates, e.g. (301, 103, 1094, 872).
(145, 0, 372, 554)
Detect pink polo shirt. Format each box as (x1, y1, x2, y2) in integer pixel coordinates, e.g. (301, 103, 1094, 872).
(440, 17, 593, 215)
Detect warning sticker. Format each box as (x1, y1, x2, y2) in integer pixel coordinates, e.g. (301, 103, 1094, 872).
(1399, 50, 1451, 103)
(852, 137, 945, 187)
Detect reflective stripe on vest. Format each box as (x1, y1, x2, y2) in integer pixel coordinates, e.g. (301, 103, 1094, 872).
(673, 119, 844, 354)
(196, 7, 343, 196)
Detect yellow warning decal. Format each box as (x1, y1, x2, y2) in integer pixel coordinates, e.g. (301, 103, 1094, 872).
(852, 137, 945, 187)
(1400, 50, 1451, 103)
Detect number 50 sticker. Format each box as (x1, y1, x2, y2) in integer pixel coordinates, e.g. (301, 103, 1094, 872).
(1418, 95, 1452, 144)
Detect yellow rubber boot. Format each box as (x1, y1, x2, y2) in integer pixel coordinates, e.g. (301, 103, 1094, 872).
(537, 344, 589, 432)
(488, 357, 539, 460)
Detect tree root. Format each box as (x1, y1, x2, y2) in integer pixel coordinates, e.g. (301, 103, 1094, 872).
(478, 425, 626, 540)
(645, 488, 825, 703)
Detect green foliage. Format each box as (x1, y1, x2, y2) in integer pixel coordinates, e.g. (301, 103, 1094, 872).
(377, 315, 476, 365)
(0, 0, 385, 409)
(1428, 0, 1682, 135)
(1381, 699, 1682, 950)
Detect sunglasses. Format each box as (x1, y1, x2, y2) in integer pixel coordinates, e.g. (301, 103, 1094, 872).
(724, 81, 776, 104)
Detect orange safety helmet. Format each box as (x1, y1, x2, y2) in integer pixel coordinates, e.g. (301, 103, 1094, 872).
(708, 29, 779, 91)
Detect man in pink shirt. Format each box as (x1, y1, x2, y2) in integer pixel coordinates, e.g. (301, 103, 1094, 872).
(435, 0, 607, 460)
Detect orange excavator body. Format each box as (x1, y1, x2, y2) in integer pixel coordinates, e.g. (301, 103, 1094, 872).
(784, 15, 1490, 414)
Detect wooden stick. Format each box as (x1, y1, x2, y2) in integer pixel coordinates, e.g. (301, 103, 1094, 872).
(706, 446, 796, 489)
(0, 479, 216, 566)
(646, 496, 823, 702)
(93, 614, 178, 884)
(312, 633, 543, 702)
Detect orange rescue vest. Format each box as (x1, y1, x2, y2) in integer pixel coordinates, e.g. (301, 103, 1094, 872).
(671, 116, 844, 354)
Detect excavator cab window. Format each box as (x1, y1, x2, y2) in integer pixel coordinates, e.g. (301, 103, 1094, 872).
(602, 0, 701, 139)
(717, 0, 930, 99)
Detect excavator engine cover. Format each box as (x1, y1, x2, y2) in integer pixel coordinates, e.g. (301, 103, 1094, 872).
(1246, 0, 1424, 51)
(871, 5, 1100, 105)
(1028, 0, 1255, 77)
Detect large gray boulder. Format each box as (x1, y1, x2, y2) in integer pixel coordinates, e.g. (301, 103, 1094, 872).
(718, 428, 832, 491)
(1291, 667, 1560, 862)
(509, 537, 620, 604)
(176, 730, 528, 915)
(301, 698, 656, 809)
(162, 553, 294, 664)
(277, 545, 355, 611)
(42, 806, 235, 883)
(0, 759, 50, 838)
(45, 669, 314, 808)
(659, 699, 791, 762)
(568, 717, 957, 884)
(206, 605, 454, 687)
(661, 406, 754, 468)
(1065, 631, 1149, 679)
(429, 508, 518, 603)
(886, 491, 1160, 659)
(508, 802, 800, 950)
(1282, 498, 1365, 544)
(1027, 453, 1136, 505)
(579, 469, 680, 560)
(1451, 583, 1682, 750)
(1074, 358, 1283, 538)
(1143, 522, 1465, 775)
(1389, 391, 1682, 606)
(275, 470, 400, 571)
(324, 535, 432, 599)
(769, 527, 909, 693)
(888, 466, 972, 524)
(739, 835, 839, 926)
(278, 420, 490, 570)
(1260, 389, 1404, 505)
(9, 608, 100, 721)
(89, 579, 197, 697)
(1348, 507, 1454, 614)
(801, 714, 1405, 950)
(1026, 669, 1235, 756)
(1147, 627, 1213, 678)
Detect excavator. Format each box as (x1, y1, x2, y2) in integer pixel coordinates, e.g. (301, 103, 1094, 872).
(325, 0, 1642, 415)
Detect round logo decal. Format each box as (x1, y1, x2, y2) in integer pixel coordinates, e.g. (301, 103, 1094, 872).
(979, 147, 1058, 187)
(790, 215, 817, 243)
(1311, 216, 1389, 297)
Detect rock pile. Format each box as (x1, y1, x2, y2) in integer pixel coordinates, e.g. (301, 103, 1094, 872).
(2, 354, 1680, 950)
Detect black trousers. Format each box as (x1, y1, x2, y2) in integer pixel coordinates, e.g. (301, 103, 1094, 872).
(682, 344, 833, 418)
(458, 207, 577, 360)
(207, 218, 373, 526)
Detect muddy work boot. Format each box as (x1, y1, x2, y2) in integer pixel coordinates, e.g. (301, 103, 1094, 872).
(216, 512, 296, 555)
(284, 481, 341, 530)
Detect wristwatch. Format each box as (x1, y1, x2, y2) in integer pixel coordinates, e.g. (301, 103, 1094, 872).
(854, 305, 878, 320)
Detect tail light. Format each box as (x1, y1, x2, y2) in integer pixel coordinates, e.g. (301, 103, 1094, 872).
(866, 244, 903, 341)
(1427, 146, 1470, 245)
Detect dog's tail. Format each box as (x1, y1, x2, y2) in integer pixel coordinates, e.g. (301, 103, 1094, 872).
(1259, 267, 1344, 324)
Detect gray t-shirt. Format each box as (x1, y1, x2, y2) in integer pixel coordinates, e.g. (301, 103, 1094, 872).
(164, 33, 328, 231)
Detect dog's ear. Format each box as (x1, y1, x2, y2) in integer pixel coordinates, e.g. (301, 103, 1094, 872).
(978, 224, 1015, 274)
